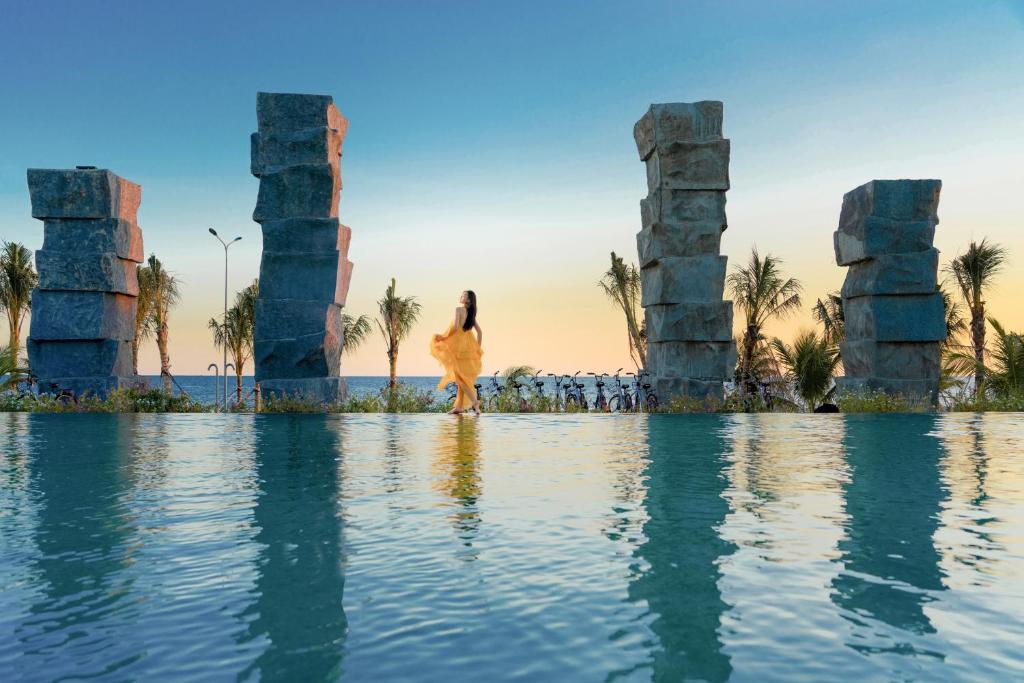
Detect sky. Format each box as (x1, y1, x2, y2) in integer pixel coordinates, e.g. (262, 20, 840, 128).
(0, 0, 1022, 376)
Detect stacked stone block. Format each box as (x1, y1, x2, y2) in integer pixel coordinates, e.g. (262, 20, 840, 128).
(834, 179, 945, 401)
(251, 92, 353, 403)
(634, 102, 736, 400)
(26, 168, 144, 396)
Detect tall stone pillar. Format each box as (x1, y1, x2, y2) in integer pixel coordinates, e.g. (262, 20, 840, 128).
(251, 92, 353, 403)
(25, 167, 144, 397)
(834, 179, 945, 402)
(634, 102, 735, 401)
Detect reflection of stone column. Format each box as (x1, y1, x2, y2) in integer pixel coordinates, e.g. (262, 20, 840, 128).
(251, 92, 353, 403)
(834, 180, 945, 402)
(26, 168, 144, 397)
(243, 416, 347, 679)
(630, 414, 735, 681)
(832, 415, 947, 638)
(634, 103, 735, 401)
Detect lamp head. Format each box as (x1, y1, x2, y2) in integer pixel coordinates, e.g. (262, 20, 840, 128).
(208, 228, 218, 236)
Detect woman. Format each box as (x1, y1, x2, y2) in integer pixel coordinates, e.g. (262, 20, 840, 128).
(430, 290, 483, 415)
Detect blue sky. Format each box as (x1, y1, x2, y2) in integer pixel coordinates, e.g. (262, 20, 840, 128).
(1, 1, 1021, 374)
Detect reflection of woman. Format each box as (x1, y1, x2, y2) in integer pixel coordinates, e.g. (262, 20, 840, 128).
(430, 290, 483, 415)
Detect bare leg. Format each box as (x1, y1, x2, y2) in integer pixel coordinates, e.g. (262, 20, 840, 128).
(457, 380, 481, 415)
(449, 385, 464, 414)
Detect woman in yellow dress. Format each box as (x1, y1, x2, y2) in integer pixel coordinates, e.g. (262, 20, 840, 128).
(430, 290, 483, 415)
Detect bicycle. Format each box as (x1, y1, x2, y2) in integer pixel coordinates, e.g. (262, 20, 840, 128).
(588, 372, 609, 411)
(546, 373, 568, 412)
(608, 368, 633, 413)
(565, 371, 588, 411)
(629, 371, 659, 412)
(528, 369, 550, 411)
(485, 371, 504, 411)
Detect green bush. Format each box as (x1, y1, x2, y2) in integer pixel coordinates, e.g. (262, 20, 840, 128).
(835, 389, 933, 413)
(0, 388, 208, 413)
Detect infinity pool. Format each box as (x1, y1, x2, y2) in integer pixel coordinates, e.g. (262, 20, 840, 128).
(1, 413, 1021, 682)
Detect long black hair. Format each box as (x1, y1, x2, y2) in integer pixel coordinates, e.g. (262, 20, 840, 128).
(462, 290, 477, 331)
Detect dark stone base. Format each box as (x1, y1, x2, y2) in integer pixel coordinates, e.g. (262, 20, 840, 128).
(258, 377, 347, 404)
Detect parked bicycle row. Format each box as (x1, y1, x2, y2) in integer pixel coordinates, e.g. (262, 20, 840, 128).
(446, 369, 659, 412)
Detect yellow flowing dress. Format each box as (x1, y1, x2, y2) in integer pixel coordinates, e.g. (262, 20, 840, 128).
(430, 321, 483, 411)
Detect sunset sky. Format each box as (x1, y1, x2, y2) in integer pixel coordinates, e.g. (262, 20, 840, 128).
(1, 0, 1021, 376)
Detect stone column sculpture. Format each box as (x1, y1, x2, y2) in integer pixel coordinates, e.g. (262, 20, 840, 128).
(634, 102, 736, 401)
(26, 167, 144, 397)
(251, 92, 353, 403)
(834, 179, 945, 402)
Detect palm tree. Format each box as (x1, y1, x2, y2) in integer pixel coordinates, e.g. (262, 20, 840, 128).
(947, 318, 1023, 400)
(0, 241, 39, 354)
(142, 255, 181, 393)
(945, 239, 1008, 396)
(598, 252, 646, 370)
(770, 330, 841, 411)
(342, 313, 372, 355)
(0, 344, 28, 391)
(376, 278, 422, 389)
(133, 262, 156, 375)
(728, 248, 803, 393)
(812, 291, 844, 347)
(208, 280, 258, 402)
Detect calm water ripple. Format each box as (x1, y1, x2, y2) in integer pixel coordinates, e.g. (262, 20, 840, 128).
(1, 412, 1022, 682)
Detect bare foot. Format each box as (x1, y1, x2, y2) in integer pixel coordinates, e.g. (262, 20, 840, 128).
(448, 408, 463, 415)
(472, 404, 481, 415)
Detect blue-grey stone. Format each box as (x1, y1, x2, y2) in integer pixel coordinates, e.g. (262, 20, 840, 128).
(28, 338, 133, 378)
(254, 329, 343, 380)
(836, 376, 939, 403)
(645, 140, 730, 192)
(255, 299, 343, 341)
(651, 377, 726, 402)
(29, 290, 136, 341)
(256, 92, 347, 135)
(35, 249, 139, 295)
(645, 302, 733, 343)
(641, 189, 727, 228)
(839, 179, 941, 227)
(34, 375, 140, 399)
(27, 168, 141, 220)
(634, 101, 724, 161)
(260, 218, 350, 255)
(251, 127, 342, 177)
(840, 248, 939, 298)
(637, 222, 724, 267)
(258, 250, 352, 305)
(834, 217, 936, 265)
(843, 293, 946, 342)
(253, 164, 339, 221)
(640, 255, 728, 306)
(42, 218, 144, 263)
(840, 340, 941, 380)
(259, 376, 347, 404)
(647, 341, 735, 380)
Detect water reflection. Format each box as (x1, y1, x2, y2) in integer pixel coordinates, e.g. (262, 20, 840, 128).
(434, 417, 482, 556)
(629, 414, 735, 682)
(240, 415, 348, 680)
(17, 415, 139, 673)
(832, 414, 948, 653)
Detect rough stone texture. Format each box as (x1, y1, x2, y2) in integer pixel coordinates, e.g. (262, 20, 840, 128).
(29, 290, 136, 341)
(28, 168, 141, 220)
(843, 293, 946, 342)
(637, 222, 723, 266)
(42, 219, 144, 262)
(252, 92, 353, 402)
(646, 341, 737, 379)
(640, 255, 727, 306)
(635, 102, 735, 401)
(26, 168, 142, 398)
(31, 375, 141, 397)
(259, 377, 347, 403)
(835, 180, 944, 403)
(27, 338, 133, 378)
(839, 340, 941, 380)
(840, 248, 939, 298)
(35, 249, 139, 295)
(645, 303, 734, 343)
(253, 164, 340, 220)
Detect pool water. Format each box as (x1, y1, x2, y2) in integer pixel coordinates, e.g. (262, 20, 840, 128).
(0, 413, 1021, 682)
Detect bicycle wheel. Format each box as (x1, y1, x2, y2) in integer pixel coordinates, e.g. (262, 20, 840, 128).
(645, 394, 659, 412)
(596, 393, 608, 411)
(608, 395, 620, 413)
(565, 394, 579, 411)
(623, 392, 634, 412)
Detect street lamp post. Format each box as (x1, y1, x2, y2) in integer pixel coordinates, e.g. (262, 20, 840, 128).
(209, 228, 242, 410)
